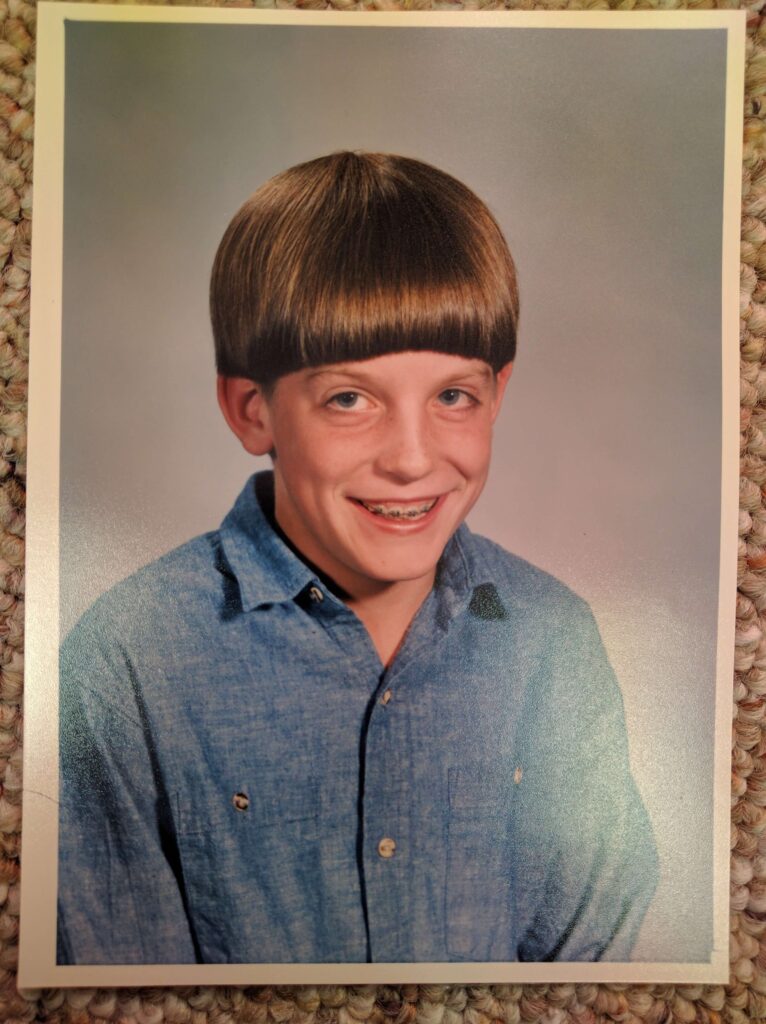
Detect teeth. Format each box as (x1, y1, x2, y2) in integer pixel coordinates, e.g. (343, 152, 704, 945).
(359, 499, 437, 520)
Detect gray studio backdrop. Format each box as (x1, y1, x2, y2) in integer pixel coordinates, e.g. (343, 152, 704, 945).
(60, 21, 727, 963)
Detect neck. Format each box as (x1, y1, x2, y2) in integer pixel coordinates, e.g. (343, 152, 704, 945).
(346, 573, 435, 667)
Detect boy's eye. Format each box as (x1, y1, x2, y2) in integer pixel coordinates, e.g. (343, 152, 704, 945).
(438, 388, 473, 407)
(328, 391, 363, 410)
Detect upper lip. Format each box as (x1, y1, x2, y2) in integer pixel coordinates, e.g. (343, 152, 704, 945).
(351, 495, 441, 504)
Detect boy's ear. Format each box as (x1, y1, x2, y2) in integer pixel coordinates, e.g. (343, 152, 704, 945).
(217, 376, 275, 457)
(491, 361, 514, 422)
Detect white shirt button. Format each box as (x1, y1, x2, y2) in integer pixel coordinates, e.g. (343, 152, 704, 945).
(381, 689, 393, 705)
(378, 837, 396, 858)
(308, 586, 324, 603)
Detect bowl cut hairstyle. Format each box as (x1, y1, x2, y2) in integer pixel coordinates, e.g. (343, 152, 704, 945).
(210, 151, 520, 388)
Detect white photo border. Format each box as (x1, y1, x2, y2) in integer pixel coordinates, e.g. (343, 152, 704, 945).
(20, 3, 744, 988)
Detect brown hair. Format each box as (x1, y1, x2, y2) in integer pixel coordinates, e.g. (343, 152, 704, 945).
(210, 151, 519, 387)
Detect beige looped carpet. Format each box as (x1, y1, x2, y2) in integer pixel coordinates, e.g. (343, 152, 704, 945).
(4, 0, 764, 1020)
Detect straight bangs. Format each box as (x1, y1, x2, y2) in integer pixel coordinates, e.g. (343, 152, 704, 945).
(211, 152, 519, 385)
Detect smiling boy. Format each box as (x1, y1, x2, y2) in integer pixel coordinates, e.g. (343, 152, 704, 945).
(58, 151, 658, 965)
(217, 353, 511, 667)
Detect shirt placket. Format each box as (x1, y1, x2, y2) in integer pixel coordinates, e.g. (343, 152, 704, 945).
(359, 591, 456, 963)
(361, 670, 411, 962)
(300, 582, 399, 960)
(299, 578, 469, 963)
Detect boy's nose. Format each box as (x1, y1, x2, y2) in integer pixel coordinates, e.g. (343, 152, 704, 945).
(375, 411, 435, 482)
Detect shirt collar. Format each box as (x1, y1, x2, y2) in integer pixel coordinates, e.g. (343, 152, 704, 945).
(218, 471, 494, 615)
(434, 520, 495, 624)
(218, 473, 316, 610)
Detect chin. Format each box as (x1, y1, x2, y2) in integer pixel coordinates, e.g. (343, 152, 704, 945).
(362, 553, 445, 585)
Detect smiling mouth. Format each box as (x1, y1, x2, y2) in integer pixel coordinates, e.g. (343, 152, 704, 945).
(353, 497, 439, 521)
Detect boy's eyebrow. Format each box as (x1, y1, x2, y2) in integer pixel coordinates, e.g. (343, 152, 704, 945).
(305, 368, 348, 381)
(306, 364, 494, 385)
(306, 366, 382, 382)
(458, 367, 494, 385)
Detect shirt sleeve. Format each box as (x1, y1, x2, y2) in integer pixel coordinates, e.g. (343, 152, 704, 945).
(516, 599, 659, 962)
(57, 603, 199, 965)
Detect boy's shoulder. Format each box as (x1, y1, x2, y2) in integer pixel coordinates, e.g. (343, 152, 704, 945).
(64, 529, 228, 649)
(64, 474, 276, 650)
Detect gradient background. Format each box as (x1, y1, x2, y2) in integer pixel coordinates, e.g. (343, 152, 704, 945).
(60, 21, 727, 963)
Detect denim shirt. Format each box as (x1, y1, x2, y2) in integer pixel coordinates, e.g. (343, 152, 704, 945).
(58, 472, 658, 965)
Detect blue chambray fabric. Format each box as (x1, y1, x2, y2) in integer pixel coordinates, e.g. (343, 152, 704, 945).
(57, 472, 658, 965)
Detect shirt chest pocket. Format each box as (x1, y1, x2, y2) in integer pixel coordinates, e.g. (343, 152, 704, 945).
(445, 762, 519, 962)
(174, 775, 322, 960)
(177, 775, 320, 837)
